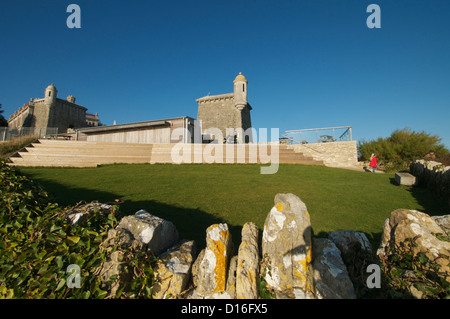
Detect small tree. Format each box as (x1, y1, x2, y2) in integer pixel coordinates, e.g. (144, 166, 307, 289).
(358, 128, 449, 172)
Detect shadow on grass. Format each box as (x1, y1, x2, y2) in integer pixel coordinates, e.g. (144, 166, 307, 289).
(389, 177, 450, 217)
(28, 177, 242, 250)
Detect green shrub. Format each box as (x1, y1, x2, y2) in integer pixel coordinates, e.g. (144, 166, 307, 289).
(358, 128, 449, 172)
(0, 160, 155, 298)
(380, 236, 450, 299)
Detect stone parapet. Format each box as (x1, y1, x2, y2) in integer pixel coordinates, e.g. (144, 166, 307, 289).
(287, 140, 358, 168)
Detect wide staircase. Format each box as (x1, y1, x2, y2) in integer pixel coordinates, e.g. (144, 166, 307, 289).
(8, 139, 323, 167)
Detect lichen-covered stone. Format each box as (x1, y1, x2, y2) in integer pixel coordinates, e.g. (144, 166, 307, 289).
(236, 222, 259, 299)
(378, 209, 450, 283)
(226, 255, 238, 299)
(152, 240, 196, 299)
(194, 223, 234, 294)
(261, 193, 314, 298)
(116, 210, 179, 255)
(312, 238, 356, 299)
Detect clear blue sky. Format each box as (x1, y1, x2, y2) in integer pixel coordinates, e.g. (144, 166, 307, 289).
(1, 0, 449, 148)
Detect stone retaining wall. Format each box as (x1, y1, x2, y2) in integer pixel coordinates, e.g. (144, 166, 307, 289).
(410, 159, 450, 207)
(287, 141, 358, 168)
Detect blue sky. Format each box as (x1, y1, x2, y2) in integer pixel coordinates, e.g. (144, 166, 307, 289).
(1, 0, 449, 147)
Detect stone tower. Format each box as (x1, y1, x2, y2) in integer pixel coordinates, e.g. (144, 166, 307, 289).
(40, 83, 58, 128)
(233, 72, 247, 111)
(45, 83, 57, 107)
(196, 73, 253, 143)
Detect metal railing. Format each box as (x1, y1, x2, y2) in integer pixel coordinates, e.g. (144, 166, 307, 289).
(280, 126, 352, 144)
(0, 127, 59, 141)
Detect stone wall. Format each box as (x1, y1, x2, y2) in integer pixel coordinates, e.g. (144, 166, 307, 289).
(197, 94, 252, 141)
(7, 102, 35, 129)
(410, 160, 450, 207)
(31, 100, 50, 129)
(71, 194, 450, 299)
(49, 99, 87, 132)
(287, 141, 358, 168)
(95, 194, 369, 299)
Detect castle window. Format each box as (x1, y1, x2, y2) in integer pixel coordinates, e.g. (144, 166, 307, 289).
(243, 84, 245, 92)
(49, 91, 51, 97)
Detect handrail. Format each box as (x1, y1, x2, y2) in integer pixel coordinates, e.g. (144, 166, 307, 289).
(285, 126, 352, 133)
(281, 126, 352, 144)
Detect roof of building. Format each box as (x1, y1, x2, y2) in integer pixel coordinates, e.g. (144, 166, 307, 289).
(77, 116, 195, 134)
(233, 72, 247, 83)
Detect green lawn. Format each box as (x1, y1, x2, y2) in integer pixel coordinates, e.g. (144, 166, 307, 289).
(18, 164, 449, 250)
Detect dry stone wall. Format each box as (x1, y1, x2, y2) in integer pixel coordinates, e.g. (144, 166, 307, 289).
(410, 159, 450, 207)
(87, 193, 449, 299)
(96, 194, 370, 299)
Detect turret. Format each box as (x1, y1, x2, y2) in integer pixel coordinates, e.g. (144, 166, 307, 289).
(44, 83, 57, 106)
(43, 83, 57, 128)
(67, 95, 76, 103)
(233, 72, 247, 111)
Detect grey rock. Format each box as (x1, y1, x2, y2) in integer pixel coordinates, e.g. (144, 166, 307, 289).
(312, 238, 356, 299)
(116, 209, 179, 255)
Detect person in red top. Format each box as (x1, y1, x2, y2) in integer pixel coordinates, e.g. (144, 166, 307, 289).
(369, 153, 378, 173)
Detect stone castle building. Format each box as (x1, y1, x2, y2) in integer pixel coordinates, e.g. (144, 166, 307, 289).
(196, 72, 252, 143)
(8, 83, 99, 133)
(76, 73, 253, 144)
(8, 73, 250, 143)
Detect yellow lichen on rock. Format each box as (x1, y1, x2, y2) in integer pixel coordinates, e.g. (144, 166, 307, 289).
(275, 202, 283, 212)
(208, 224, 231, 292)
(212, 239, 227, 291)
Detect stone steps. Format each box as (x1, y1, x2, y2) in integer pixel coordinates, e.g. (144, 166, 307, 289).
(8, 139, 324, 167)
(25, 147, 153, 156)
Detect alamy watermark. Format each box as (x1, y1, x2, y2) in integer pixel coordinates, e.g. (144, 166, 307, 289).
(66, 4, 381, 30)
(366, 4, 381, 29)
(170, 122, 280, 175)
(366, 264, 381, 289)
(66, 264, 81, 288)
(66, 4, 81, 29)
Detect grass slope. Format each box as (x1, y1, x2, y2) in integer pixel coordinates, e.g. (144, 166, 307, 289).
(18, 164, 449, 250)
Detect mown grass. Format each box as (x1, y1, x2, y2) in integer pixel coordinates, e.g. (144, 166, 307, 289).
(18, 164, 449, 250)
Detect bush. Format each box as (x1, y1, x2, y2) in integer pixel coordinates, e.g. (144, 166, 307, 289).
(358, 128, 449, 172)
(436, 154, 450, 166)
(380, 236, 450, 299)
(0, 160, 155, 298)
